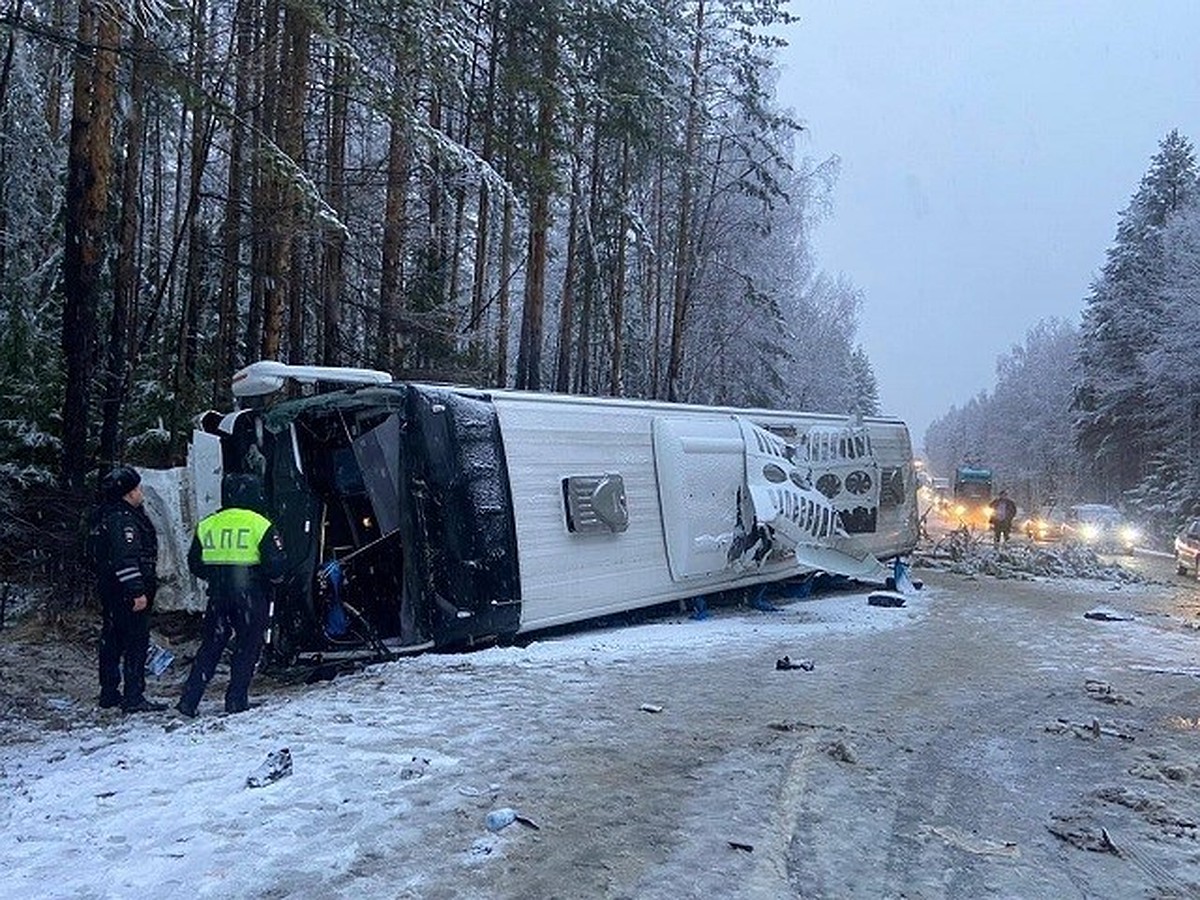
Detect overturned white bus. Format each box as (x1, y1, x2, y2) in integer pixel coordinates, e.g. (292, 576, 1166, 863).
(161, 362, 919, 664)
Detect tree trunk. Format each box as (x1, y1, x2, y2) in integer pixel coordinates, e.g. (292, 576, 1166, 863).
(496, 193, 513, 387)
(609, 135, 630, 397)
(247, 0, 277, 361)
(666, 0, 705, 403)
(261, 4, 309, 360)
(216, 0, 254, 398)
(468, 0, 502, 369)
(515, 13, 558, 391)
(554, 110, 585, 394)
(576, 118, 603, 395)
(44, 0, 65, 139)
(98, 26, 146, 471)
(376, 47, 410, 373)
(650, 122, 666, 398)
(61, 0, 118, 490)
(0, 0, 24, 286)
(319, 1, 349, 367)
(174, 0, 208, 452)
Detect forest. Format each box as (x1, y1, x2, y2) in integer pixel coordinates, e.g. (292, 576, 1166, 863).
(924, 130, 1200, 540)
(0, 0, 883, 591)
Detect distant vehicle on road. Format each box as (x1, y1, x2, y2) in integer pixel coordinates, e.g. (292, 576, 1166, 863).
(1174, 518, 1200, 575)
(1023, 507, 1066, 543)
(1061, 503, 1140, 555)
(931, 476, 951, 507)
(952, 465, 993, 528)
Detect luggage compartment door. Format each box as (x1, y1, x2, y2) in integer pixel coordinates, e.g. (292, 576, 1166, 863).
(652, 416, 747, 581)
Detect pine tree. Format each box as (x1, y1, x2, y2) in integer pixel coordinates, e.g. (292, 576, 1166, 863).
(849, 347, 880, 416)
(1074, 130, 1197, 501)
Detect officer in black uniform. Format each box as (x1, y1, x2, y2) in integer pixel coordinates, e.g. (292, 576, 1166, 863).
(93, 465, 167, 713)
(176, 474, 287, 717)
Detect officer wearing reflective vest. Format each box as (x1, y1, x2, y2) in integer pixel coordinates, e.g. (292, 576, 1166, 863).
(177, 474, 286, 717)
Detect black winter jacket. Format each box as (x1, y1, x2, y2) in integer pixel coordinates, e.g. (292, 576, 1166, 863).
(95, 500, 158, 603)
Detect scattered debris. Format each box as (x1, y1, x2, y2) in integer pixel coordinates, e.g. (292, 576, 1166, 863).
(821, 740, 858, 764)
(400, 756, 429, 780)
(468, 838, 495, 859)
(485, 808, 539, 832)
(146, 643, 175, 676)
(1084, 608, 1133, 622)
(727, 841, 754, 852)
(1084, 679, 1132, 705)
(767, 719, 848, 735)
(775, 656, 814, 671)
(916, 539, 1150, 584)
(639, 703, 663, 714)
(867, 591, 906, 608)
(246, 748, 293, 788)
(485, 808, 517, 831)
(1047, 814, 1121, 855)
(457, 783, 501, 798)
(915, 824, 1019, 857)
(1045, 718, 1134, 741)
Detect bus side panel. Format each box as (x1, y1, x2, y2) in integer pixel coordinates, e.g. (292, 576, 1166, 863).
(493, 400, 912, 633)
(493, 399, 681, 632)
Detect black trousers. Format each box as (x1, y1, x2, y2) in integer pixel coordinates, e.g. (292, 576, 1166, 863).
(180, 589, 269, 713)
(98, 585, 151, 704)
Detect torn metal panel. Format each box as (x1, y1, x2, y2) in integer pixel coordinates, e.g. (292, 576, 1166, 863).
(654, 414, 890, 584)
(799, 423, 881, 534)
(738, 417, 845, 551)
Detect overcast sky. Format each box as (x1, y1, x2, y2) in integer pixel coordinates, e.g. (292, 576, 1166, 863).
(776, 1, 1200, 448)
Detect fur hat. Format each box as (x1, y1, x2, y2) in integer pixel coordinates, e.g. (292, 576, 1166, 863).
(102, 465, 141, 501)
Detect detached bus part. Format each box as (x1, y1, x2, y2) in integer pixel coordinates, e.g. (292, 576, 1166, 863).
(185, 362, 920, 664)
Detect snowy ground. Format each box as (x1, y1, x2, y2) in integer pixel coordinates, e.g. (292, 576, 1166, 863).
(2, 585, 920, 899)
(4, 545, 1200, 898)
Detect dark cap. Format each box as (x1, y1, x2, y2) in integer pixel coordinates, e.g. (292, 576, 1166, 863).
(102, 465, 141, 501)
(222, 473, 268, 513)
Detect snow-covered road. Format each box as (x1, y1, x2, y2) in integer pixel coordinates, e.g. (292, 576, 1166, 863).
(5, 552, 1200, 898)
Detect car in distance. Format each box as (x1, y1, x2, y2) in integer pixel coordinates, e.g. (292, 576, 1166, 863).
(1175, 518, 1200, 576)
(1061, 503, 1140, 555)
(1023, 507, 1066, 542)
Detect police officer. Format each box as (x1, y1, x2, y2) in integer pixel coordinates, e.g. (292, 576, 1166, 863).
(93, 465, 166, 713)
(177, 474, 286, 717)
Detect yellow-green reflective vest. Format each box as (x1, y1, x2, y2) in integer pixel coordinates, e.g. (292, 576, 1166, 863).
(196, 508, 272, 566)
